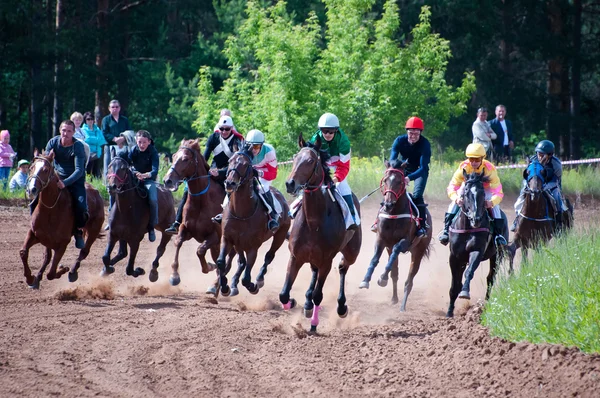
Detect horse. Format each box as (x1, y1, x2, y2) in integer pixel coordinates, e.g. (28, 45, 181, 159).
(163, 139, 238, 289)
(21, 151, 104, 288)
(507, 160, 573, 272)
(215, 146, 291, 297)
(446, 170, 508, 318)
(282, 134, 362, 333)
(359, 160, 432, 311)
(102, 155, 175, 281)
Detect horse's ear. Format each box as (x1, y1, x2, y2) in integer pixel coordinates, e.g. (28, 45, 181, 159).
(314, 135, 322, 151)
(298, 133, 305, 149)
(522, 168, 528, 180)
(401, 160, 409, 170)
(462, 168, 468, 179)
(47, 149, 55, 160)
(33, 147, 40, 157)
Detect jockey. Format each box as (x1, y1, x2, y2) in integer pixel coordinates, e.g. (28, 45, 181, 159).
(373, 116, 431, 236)
(438, 143, 507, 247)
(43, 120, 88, 249)
(309, 112, 357, 230)
(166, 113, 243, 234)
(511, 139, 565, 231)
(127, 130, 159, 242)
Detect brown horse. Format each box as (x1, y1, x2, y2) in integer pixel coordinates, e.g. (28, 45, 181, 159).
(163, 139, 238, 289)
(507, 161, 573, 272)
(215, 146, 291, 297)
(359, 160, 432, 311)
(21, 152, 104, 288)
(282, 135, 362, 333)
(102, 155, 175, 280)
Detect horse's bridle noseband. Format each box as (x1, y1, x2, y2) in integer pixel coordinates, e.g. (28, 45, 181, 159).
(296, 147, 325, 192)
(27, 157, 56, 192)
(380, 168, 406, 202)
(226, 151, 254, 190)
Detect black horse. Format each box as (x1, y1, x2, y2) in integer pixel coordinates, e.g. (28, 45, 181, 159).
(446, 170, 508, 317)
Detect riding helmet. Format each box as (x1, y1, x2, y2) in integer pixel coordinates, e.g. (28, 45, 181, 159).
(246, 129, 265, 144)
(535, 140, 555, 155)
(465, 143, 486, 158)
(318, 113, 340, 129)
(405, 116, 424, 130)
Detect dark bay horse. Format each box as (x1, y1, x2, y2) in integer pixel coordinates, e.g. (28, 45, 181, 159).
(102, 155, 175, 281)
(446, 170, 508, 317)
(215, 146, 291, 297)
(282, 135, 362, 333)
(359, 160, 432, 311)
(507, 161, 573, 272)
(21, 152, 104, 288)
(163, 139, 238, 289)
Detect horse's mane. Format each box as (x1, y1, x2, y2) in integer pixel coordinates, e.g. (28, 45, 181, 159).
(464, 171, 489, 186)
(304, 141, 334, 186)
(180, 139, 210, 172)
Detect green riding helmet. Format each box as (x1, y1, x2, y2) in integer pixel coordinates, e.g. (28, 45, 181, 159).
(535, 140, 555, 155)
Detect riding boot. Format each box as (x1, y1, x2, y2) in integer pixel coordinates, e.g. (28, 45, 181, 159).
(438, 212, 454, 246)
(555, 211, 563, 232)
(211, 213, 223, 224)
(73, 229, 85, 249)
(416, 203, 428, 237)
(370, 217, 378, 233)
(166, 189, 187, 234)
(165, 221, 180, 235)
(262, 191, 280, 231)
(342, 194, 358, 230)
(493, 218, 508, 246)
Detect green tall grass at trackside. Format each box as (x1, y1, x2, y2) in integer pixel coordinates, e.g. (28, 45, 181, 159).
(481, 228, 600, 354)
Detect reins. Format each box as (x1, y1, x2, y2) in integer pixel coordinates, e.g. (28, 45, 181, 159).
(27, 157, 64, 209)
(170, 146, 212, 196)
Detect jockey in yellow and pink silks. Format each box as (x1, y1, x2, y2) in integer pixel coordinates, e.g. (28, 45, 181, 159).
(438, 143, 507, 247)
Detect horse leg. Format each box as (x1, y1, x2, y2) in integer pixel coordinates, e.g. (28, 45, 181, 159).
(101, 234, 118, 276)
(149, 232, 171, 283)
(486, 255, 498, 300)
(109, 240, 128, 266)
(256, 227, 288, 288)
(446, 256, 464, 317)
(20, 230, 39, 286)
(30, 247, 52, 289)
(279, 256, 302, 311)
(379, 239, 405, 287)
(198, 233, 219, 274)
(69, 233, 94, 283)
(459, 251, 484, 299)
(309, 264, 332, 333)
(46, 242, 68, 282)
(241, 249, 259, 294)
(125, 240, 145, 277)
(359, 240, 385, 289)
(230, 253, 246, 297)
(303, 265, 318, 318)
(390, 255, 399, 305)
(400, 252, 424, 312)
(169, 233, 188, 286)
(215, 238, 233, 296)
(337, 258, 350, 318)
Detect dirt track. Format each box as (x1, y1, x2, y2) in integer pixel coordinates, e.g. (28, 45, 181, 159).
(1, 197, 599, 397)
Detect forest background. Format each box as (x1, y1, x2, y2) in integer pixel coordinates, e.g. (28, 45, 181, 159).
(1, 0, 598, 162)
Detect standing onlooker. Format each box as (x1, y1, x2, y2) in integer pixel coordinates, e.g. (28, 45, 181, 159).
(82, 111, 106, 178)
(490, 104, 514, 163)
(0, 130, 17, 188)
(101, 100, 131, 179)
(472, 107, 496, 160)
(70, 112, 91, 166)
(9, 159, 30, 191)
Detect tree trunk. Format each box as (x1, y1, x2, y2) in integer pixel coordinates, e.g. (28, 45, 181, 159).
(95, 0, 110, 123)
(53, 0, 65, 137)
(118, 0, 131, 114)
(569, 0, 582, 159)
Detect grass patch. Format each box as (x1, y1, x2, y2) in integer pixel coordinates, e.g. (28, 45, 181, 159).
(482, 228, 600, 354)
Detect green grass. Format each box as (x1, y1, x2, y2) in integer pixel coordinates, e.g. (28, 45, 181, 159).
(481, 228, 600, 354)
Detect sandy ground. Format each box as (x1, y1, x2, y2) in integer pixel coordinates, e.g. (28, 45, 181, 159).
(0, 195, 599, 397)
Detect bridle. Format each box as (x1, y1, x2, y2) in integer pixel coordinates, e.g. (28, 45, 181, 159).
(168, 146, 211, 196)
(226, 151, 254, 191)
(27, 156, 63, 209)
(296, 147, 325, 193)
(455, 178, 489, 233)
(380, 168, 406, 202)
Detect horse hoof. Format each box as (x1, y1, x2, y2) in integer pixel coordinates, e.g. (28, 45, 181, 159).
(68, 271, 78, 283)
(256, 278, 265, 289)
(100, 266, 115, 277)
(290, 298, 297, 309)
(458, 290, 470, 300)
(391, 297, 399, 305)
(304, 308, 313, 318)
(205, 286, 217, 296)
(359, 280, 370, 289)
(221, 285, 231, 297)
(338, 305, 348, 318)
(170, 274, 181, 286)
(309, 325, 317, 334)
(134, 267, 145, 277)
(230, 287, 239, 297)
(249, 285, 259, 295)
(377, 276, 388, 287)
(149, 268, 158, 283)
(28, 278, 40, 290)
(446, 312, 454, 318)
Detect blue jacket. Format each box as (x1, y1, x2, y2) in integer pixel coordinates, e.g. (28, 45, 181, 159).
(390, 135, 431, 181)
(82, 123, 107, 157)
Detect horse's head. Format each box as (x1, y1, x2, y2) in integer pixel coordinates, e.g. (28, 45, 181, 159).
(285, 134, 332, 195)
(460, 170, 488, 228)
(380, 159, 408, 212)
(524, 160, 545, 199)
(106, 155, 131, 194)
(225, 145, 254, 193)
(27, 151, 56, 198)
(164, 139, 206, 191)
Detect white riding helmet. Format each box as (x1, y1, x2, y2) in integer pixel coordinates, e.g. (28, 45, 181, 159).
(246, 129, 265, 144)
(318, 113, 339, 128)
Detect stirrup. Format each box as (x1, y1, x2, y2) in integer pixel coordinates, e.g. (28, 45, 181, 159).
(416, 227, 427, 238)
(438, 231, 449, 246)
(495, 235, 507, 246)
(165, 222, 180, 234)
(74, 231, 85, 249)
(268, 219, 279, 231)
(370, 223, 378, 233)
(211, 214, 223, 224)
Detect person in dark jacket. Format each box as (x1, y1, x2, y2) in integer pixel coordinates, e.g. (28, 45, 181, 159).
(490, 105, 514, 163)
(127, 130, 159, 242)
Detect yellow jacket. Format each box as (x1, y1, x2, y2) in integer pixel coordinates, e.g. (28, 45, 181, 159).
(447, 160, 504, 206)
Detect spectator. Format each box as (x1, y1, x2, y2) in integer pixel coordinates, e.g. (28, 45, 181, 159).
(70, 112, 91, 166)
(490, 104, 514, 163)
(82, 111, 106, 178)
(472, 107, 496, 160)
(0, 130, 17, 188)
(9, 159, 30, 191)
(101, 99, 131, 179)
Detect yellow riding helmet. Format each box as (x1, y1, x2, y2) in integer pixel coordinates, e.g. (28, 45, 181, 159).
(465, 143, 486, 159)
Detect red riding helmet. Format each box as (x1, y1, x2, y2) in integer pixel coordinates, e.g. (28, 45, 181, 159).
(405, 116, 424, 130)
